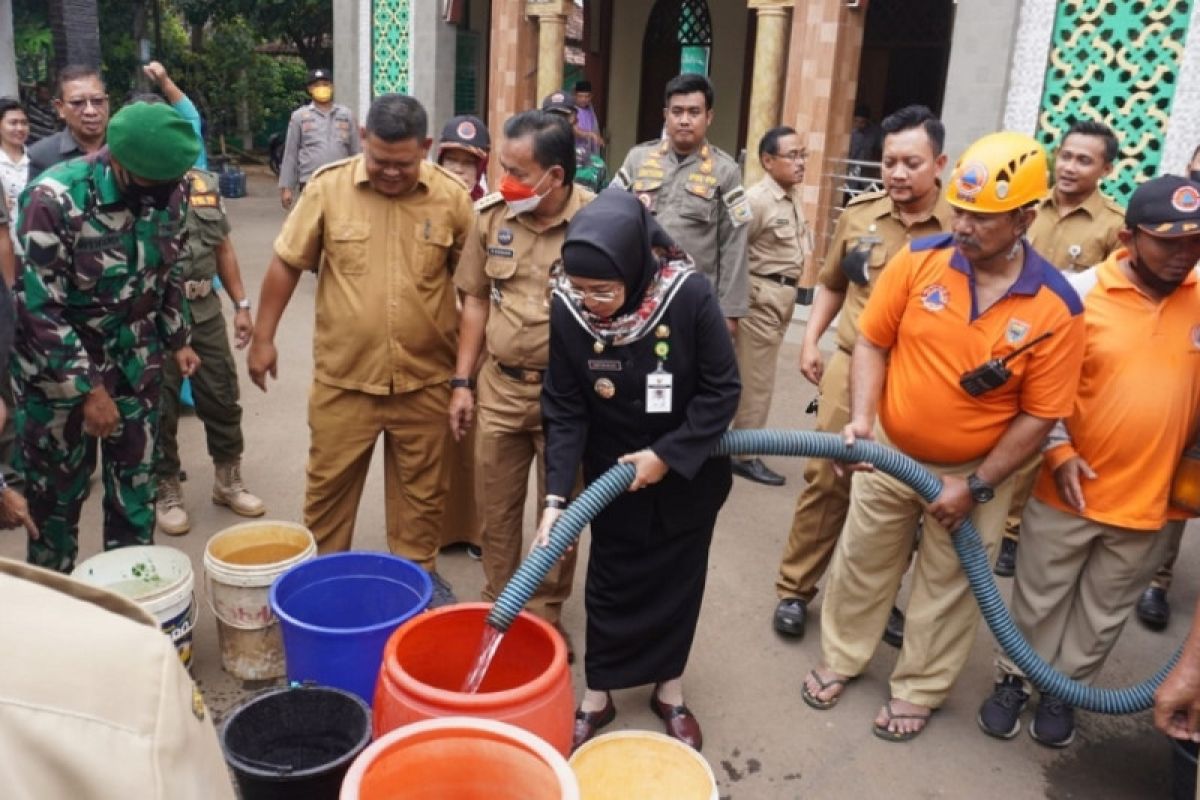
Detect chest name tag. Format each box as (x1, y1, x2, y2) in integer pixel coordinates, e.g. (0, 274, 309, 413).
(487, 247, 515, 259)
(646, 369, 673, 414)
(588, 359, 622, 372)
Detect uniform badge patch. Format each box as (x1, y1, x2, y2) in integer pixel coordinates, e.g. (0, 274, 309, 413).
(1005, 318, 1030, 344)
(457, 120, 477, 140)
(921, 284, 950, 312)
(954, 162, 988, 203)
(497, 228, 513, 245)
(1174, 185, 1200, 213)
(724, 186, 752, 228)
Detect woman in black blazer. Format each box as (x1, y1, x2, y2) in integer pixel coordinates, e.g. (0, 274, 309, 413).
(536, 188, 740, 752)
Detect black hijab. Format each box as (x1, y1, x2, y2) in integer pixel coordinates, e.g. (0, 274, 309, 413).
(561, 188, 677, 316)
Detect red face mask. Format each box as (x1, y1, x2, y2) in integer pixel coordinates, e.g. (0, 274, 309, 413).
(498, 173, 541, 201)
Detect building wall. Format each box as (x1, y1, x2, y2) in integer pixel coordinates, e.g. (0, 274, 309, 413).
(939, 0, 1023, 164)
(605, 0, 749, 166)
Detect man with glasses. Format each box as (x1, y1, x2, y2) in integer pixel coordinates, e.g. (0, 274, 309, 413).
(729, 126, 809, 487)
(28, 66, 109, 180)
(449, 110, 591, 647)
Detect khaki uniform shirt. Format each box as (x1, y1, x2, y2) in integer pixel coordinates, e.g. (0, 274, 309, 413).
(179, 169, 231, 323)
(278, 102, 361, 190)
(1027, 190, 1125, 272)
(274, 157, 474, 395)
(746, 174, 808, 280)
(0, 557, 234, 800)
(455, 187, 593, 370)
(614, 140, 750, 317)
(819, 189, 955, 353)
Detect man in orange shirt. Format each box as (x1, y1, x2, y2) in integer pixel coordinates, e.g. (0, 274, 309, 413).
(978, 175, 1200, 748)
(800, 132, 1086, 741)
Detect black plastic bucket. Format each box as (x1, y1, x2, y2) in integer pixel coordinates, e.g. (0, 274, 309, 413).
(220, 684, 372, 800)
(1171, 736, 1198, 800)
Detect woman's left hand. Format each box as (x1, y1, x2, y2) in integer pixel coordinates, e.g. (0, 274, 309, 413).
(618, 449, 669, 492)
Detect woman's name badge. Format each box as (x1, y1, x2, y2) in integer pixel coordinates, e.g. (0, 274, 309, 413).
(646, 369, 673, 413)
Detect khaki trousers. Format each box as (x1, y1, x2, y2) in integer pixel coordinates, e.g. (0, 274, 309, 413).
(476, 358, 577, 624)
(775, 347, 853, 601)
(1151, 522, 1185, 592)
(732, 277, 797, 431)
(997, 498, 1178, 686)
(821, 428, 1017, 707)
(1003, 453, 1043, 542)
(304, 380, 450, 570)
(438, 424, 483, 548)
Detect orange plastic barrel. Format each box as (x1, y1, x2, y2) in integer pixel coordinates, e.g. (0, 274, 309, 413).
(373, 603, 574, 755)
(340, 717, 580, 800)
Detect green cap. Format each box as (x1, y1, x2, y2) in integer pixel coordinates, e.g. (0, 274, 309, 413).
(107, 102, 201, 181)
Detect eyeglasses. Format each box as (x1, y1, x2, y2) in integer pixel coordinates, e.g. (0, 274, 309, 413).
(776, 150, 808, 162)
(565, 284, 620, 304)
(64, 96, 109, 111)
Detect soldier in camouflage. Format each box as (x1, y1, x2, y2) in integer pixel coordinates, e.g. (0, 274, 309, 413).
(13, 102, 201, 571)
(155, 169, 264, 535)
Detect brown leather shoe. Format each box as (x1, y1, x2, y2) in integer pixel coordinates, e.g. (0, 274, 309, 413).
(571, 695, 616, 752)
(649, 692, 703, 750)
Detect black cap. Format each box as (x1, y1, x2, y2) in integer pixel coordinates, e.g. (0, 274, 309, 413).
(541, 91, 574, 116)
(438, 115, 490, 159)
(574, 80, 592, 93)
(306, 68, 332, 86)
(1126, 175, 1200, 237)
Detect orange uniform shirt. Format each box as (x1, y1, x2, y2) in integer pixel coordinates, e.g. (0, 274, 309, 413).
(858, 234, 1086, 464)
(1036, 251, 1200, 530)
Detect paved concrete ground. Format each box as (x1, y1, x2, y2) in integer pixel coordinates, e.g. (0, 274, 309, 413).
(3, 169, 1193, 799)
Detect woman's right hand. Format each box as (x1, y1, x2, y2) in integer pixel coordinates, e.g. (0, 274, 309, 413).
(532, 507, 563, 551)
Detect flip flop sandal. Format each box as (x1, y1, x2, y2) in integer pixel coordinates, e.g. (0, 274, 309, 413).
(872, 699, 932, 742)
(801, 669, 849, 710)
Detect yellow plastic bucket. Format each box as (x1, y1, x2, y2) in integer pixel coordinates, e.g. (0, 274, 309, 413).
(569, 730, 718, 800)
(203, 520, 316, 680)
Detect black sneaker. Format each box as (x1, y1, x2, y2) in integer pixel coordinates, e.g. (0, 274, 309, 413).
(1030, 695, 1075, 748)
(881, 606, 905, 648)
(978, 675, 1029, 739)
(1136, 586, 1170, 631)
(773, 598, 807, 637)
(994, 538, 1018, 577)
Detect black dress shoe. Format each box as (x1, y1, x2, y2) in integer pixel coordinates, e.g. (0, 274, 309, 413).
(731, 458, 786, 487)
(882, 606, 905, 648)
(773, 598, 807, 638)
(994, 538, 1018, 577)
(572, 696, 616, 751)
(649, 692, 703, 750)
(1136, 586, 1170, 631)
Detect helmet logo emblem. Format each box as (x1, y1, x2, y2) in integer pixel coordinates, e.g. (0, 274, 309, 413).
(955, 162, 988, 201)
(1172, 185, 1200, 213)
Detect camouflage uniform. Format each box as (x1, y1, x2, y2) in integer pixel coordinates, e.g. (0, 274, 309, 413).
(13, 151, 190, 572)
(156, 170, 243, 480)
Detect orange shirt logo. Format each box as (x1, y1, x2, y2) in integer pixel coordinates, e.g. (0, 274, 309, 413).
(1006, 319, 1030, 344)
(921, 284, 950, 312)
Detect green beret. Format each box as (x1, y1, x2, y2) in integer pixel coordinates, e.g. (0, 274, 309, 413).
(107, 102, 201, 181)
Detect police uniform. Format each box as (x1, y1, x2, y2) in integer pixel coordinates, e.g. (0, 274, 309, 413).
(775, 189, 953, 605)
(731, 173, 809, 432)
(453, 186, 593, 624)
(1002, 189, 1126, 550)
(156, 170, 260, 520)
(0, 557, 235, 799)
(613, 139, 750, 318)
(278, 102, 360, 192)
(14, 152, 191, 572)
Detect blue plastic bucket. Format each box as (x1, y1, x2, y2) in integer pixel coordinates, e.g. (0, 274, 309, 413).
(270, 553, 433, 705)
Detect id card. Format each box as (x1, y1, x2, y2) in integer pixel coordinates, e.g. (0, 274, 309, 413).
(646, 369, 673, 413)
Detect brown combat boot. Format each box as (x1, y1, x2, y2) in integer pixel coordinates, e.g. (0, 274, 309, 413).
(213, 460, 266, 517)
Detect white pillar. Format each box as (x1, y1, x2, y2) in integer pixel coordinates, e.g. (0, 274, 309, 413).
(0, 0, 18, 97)
(410, 0, 458, 132)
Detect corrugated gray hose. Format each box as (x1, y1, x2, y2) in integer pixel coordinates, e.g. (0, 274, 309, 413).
(487, 430, 1179, 713)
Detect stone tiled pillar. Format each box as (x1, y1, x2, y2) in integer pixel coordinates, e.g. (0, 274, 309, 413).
(744, 0, 794, 187)
(526, 0, 572, 102)
(487, 0, 539, 186)
(781, 0, 867, 290)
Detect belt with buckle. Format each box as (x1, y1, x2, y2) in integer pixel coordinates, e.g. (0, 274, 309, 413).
(755, 273, 800, 288)
(184, 279, 213, 300)
(497, 363, 544, 384)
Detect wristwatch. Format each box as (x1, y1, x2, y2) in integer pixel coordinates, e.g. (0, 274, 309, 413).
(449, 376, 475, 391)
(966, 473, 995, 504)
(234, 298, 251, 311)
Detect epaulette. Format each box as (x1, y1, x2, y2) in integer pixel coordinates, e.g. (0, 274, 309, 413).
(474, 192, 504, 212)
(708, 144, 738, 165)
(846, 189, 888, 208)
(1100, 194, 1126, 216)
(309, 155, 356, 182)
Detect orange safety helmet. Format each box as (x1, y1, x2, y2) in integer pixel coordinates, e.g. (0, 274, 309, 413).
(945, 131, 1048, 213)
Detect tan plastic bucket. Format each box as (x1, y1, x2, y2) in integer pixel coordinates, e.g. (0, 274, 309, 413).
(569, 730, 718, 800)
(203, 521, 316, 680)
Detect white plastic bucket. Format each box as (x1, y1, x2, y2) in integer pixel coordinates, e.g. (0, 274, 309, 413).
(569, 730, 718, 800)
(72, 545, 197, 670)
(203, 520, 316, 680)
